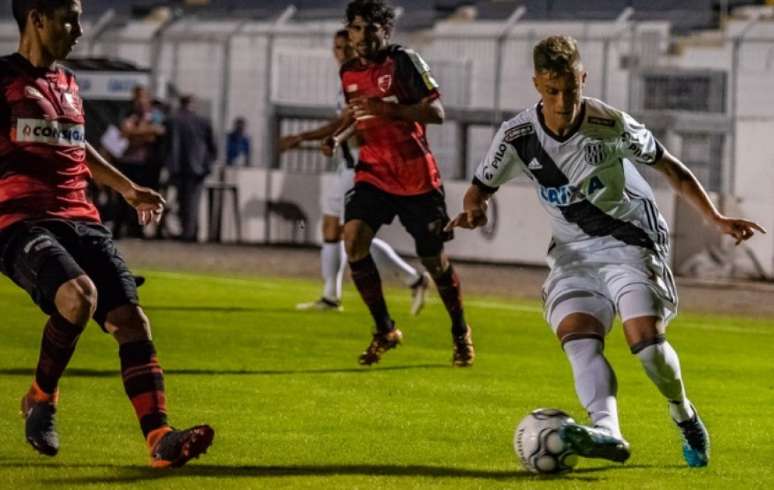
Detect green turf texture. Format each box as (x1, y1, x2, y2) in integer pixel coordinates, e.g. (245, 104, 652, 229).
(1, 269, 773, 489)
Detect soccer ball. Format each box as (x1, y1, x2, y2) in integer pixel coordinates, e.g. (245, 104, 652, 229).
(514, 408, 579, 474)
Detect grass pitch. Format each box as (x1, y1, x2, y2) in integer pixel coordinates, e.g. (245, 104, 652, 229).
(1, 269, 773, 489)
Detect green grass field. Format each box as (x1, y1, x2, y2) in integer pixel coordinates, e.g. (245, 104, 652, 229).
(1, 269, 773, 489)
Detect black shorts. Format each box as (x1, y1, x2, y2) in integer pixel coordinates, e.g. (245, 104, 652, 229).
(344, 182, 453, 257)
(0, 219, 138, 327)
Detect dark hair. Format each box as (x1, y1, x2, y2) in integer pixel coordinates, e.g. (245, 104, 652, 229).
(346, 0, 396, 35)
(12, 0, 70, 32)
(335, 28, 348, 39)
(179, 95, 194, 109)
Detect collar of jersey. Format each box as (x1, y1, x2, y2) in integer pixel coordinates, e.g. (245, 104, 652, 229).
(10, 52, 59, 78)
(536, 100, 586, 144)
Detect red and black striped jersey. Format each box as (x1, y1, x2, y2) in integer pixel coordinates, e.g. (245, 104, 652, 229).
(0, 53, 99, 231)
(340, 45, 442, 196)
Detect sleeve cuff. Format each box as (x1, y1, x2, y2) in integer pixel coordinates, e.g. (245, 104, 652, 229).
(472, 176, 499, 194)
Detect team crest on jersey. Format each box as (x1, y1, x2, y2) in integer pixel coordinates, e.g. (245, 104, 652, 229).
(25, 86, 45, 100)
(583, 141, 606, 165)
(377, 74, 392, 93)
(504, 122, 534, 142)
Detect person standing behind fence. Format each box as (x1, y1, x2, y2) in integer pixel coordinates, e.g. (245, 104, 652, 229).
(114, 85, 165, 238)
(164, 95, 217, 242)
(226, 117, 251, 166)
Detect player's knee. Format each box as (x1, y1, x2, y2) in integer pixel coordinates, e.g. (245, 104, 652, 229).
(322, 216, 342, 241)
(105, 305, 152, 344)
(556, 313, 607, 345)
(343, 234, 369, 260)
(55, 276, 98, 326)
(623, 316, 665, 353)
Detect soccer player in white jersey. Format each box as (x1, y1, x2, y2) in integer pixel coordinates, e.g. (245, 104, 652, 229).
(280, 29, 430, 314)
(447, 35, 766, 467)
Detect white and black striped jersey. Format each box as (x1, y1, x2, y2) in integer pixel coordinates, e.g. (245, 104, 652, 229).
(336, 88, 358, 168)
(474, 97, 670, 262)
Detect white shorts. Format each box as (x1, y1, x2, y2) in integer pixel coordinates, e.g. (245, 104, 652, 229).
(543, 251, 677, 333)
(322, 162, 355, 220)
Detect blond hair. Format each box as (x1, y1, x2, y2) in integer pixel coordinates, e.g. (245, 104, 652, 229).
(533, 35, 583, 74)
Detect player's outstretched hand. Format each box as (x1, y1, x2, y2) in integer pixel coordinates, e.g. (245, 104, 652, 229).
(445, 207, 488, 231)
(713, 215, 767, 245)
(321, 136, 335, 157)
(124, 185, 166, 226)
(279, 134, 303, 152)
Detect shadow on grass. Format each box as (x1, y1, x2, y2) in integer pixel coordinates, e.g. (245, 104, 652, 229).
(0, 461, 651, 484)
(0, 364, 448, 378)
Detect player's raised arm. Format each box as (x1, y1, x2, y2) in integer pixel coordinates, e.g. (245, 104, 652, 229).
(279, 114, 347, 153)
(85, 142, 165, 225)
(652, 150, 766, 244)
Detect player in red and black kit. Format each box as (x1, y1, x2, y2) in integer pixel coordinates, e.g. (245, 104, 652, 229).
(1, 0, 213, 467)
(326, 0, 475, 366)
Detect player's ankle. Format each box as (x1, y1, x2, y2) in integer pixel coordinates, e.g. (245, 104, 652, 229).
(146, 425, 173, 450)
(28, 381, 59, 405)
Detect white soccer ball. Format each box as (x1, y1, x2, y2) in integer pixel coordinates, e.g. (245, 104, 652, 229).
(514, 408, 579, 474)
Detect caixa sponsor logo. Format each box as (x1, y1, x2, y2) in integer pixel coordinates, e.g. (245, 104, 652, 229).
(538, 176, 605, 207)
(15, 118, 85, 147)
(538, 184, 582, 207)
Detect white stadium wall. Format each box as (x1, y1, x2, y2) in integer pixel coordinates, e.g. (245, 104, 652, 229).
(210, 167, 677, 268)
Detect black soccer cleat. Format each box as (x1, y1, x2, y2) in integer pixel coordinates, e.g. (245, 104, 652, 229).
(674, 405, 710, 467)
(21, 387, 59, 456)
(149, 425, 215, 468)
(358, 328, 403, 366)
(560, 423, 631, 463)
(452, 326, 475, 367)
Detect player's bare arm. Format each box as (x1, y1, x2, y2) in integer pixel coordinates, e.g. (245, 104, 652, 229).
(280, 112, 348, 153)
(445, 184, 491, 231)
(85, 142, 165, 224)
(321, 109, 356, 157)
(350, 95, 444, 125)
(654, 149, 766, 244)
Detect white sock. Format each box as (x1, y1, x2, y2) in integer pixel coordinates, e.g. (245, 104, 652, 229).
(563, 338, 622, 438)
(635, 341, 694, 423)
(321, 241, 344, 302)
(369, 237, 420, 287)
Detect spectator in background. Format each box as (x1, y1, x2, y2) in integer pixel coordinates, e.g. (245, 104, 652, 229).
(165, 95, 217, 242)
(226, 117, 251, 166)
(114, 85, 165, 238)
